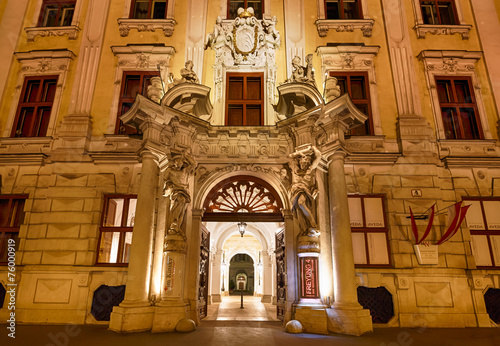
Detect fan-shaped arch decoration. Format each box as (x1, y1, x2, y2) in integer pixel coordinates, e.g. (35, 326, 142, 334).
(202, 175, 283, 222)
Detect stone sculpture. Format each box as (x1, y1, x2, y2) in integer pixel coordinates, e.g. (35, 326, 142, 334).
(163, 152, 197, 238)
(147, 76, 164, 103)
(168, 60, 199, 89)
(287, 54, 316, 86)
(290, 146, 322, 237)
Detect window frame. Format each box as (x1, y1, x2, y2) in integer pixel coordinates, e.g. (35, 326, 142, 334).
(463, 197, 500, 269)
(329, 71, 373, 136)
(315, 0, 373, 37)
(226, 0, 264, 20)
(0, 195, 28, 265)
(96, 195, 137, 266)
(317, 45, 382, 137)
(435, 76, 483, 140)
(25, 0, 82, 41)
(225, 72, 264, 126)
(109, 45, 175, 134)
(348, 194, 391, 268)
(129, 0, 168, 19)
(4, 50, 74, 139)
(37, 0, 77, 27)
(11, 75, 59, 138)
(118, 0, 176, 37)
(410, 0, 471, 39)
(418, 50, 492, 142)
(419, 0, 459, 25)
(115, 71, 160, 135)
(324, 0, 363, 20)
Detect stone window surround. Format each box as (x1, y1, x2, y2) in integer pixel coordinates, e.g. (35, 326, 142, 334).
(25, 0, 83, 42)
(220, 0, 271, 19)
(315, 0, 374, 37)
(108, 45, 175, 134)
(118, 0, 176, 37)
(2, 50, 76, 138)
(418, 50, 492, 142)
(317, 45, 383, 136)
(410, 0, 472, 39)
(216, 66, 272, 126)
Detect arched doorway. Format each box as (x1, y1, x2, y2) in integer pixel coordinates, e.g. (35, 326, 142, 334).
(198, 175, 285, 321)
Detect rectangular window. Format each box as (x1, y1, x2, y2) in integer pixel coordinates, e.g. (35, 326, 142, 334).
(464, 198, 500, 268)
(225, 73, 264, 126)
(97, 195, 137, 265)
(38, 0, 76, 27)
(116, 71, 159, 135)
(0, 196, 27, 264)
(420, 0, 458, 25)
(436, 76, 482, 139)
(325, 0, 362, 20)
(348, 195, 390, 267)
(228, 0, 263, 19)
(330, 71, 372, 135)
(11, 76, 58, 138)
(130, 0, 168, 19)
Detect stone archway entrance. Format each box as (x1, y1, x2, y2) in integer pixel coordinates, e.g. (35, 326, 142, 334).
(199, 175, 285, 321)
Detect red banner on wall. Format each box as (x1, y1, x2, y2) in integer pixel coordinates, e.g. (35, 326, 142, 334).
(300, 257, 319, 298)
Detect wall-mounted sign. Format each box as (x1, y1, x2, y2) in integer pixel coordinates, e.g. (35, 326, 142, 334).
(300, 257, 319, 298)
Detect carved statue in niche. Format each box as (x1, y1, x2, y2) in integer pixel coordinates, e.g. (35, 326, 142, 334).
(168, 60, 199, 89)
(286, 54, 316, 86)
(163, 152, 197, 239)
(290, 146, 321, 237)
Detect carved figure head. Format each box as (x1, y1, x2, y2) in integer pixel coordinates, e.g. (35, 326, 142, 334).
(185, 60, 194, 69)
(298, 155, 311, 170)
(292, 56, 301, 67)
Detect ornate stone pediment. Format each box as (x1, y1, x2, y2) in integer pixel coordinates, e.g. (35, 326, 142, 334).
(205, 8, 280, 66)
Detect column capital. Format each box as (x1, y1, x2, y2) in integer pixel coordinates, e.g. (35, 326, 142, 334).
(282, 209, 293, 219)
(191, 208, 204, 219)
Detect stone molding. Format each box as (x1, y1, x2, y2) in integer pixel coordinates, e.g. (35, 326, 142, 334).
(3, 50, 76, 138)
(315, 19, 374, 37)
(414, 24, 472, 40)
(418, 50, 492, 141)
(117, 18, 176, 37)
(25, 25, 80, 42)
(409, 0, 470, 39)
(205, 13, 280, 124)
(108, 45, 175, 134)
(317, 45, 382, 136)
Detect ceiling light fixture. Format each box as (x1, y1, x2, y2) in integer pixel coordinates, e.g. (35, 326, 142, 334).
(238, 222, 247, 237)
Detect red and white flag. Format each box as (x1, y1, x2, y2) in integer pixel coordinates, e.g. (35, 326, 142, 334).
(436, 202, 470, 245)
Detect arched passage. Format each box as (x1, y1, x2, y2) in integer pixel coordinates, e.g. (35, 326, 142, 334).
(198, 175, 286, 321)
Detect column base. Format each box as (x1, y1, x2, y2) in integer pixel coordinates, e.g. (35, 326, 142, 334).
(326, 304, 373, 336)
(294, 300, 328, 334)
(152, 300, 189, 333)
(261, 295, 272, 303)
(109, 305, 155, 333)
(211, 294, 222, 303)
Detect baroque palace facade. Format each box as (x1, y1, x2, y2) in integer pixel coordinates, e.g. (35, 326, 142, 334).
(1, 0, 500, 336)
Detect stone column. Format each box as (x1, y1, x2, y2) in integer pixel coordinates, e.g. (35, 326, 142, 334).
(317, 163, 334, 306)
(283, 209, 296, 323)
(262, 250, 273, 303)
(211, 250, 223, 303)
(326, 152, 372, 336)
(150, 189, 168, 302)
(109, 152, 158, 332)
